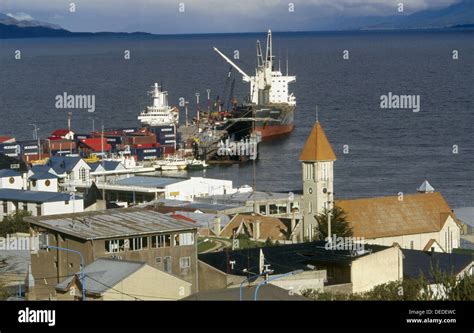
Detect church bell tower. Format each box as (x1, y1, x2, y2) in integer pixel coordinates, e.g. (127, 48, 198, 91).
(299, 121, 336, 240)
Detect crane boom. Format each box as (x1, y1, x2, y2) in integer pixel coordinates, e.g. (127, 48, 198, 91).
(213, 47, 251, 82)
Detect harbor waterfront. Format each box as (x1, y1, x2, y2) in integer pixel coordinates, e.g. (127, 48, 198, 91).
(1, 30, 473, 206)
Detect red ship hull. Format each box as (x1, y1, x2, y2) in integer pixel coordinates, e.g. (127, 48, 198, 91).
(255, 123, 294, 140)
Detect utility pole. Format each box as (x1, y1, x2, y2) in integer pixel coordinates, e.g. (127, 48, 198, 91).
(185, 101, 189, 126)
(195, 92, 200, 124)
(88, 117, 95, 133)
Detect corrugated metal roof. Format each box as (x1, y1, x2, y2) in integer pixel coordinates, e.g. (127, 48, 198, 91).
(29, 171, 58, 180)
(56, 258, 145, 294)
(0, 189, 80, 203)
(115, 176, 183, 188)
(0, 169, 22, 178)
(402, 249, 473, 283)
(26, 208, 197, 240)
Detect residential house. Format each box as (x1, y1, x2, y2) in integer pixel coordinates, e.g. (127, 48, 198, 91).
(28, 171, 59, 192)
(26, 208, 199, 299)
(219, 213, 291, 242)
(0, 169, 24, 190)
(0, 189, 83, 218)
(54, 258, 192, 300)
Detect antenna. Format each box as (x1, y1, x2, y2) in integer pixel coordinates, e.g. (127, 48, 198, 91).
(316, 106, 319, 123)
(286, 49, 289, 76)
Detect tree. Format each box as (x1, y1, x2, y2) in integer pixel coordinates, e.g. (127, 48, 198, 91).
(313, 206, 352, 240)
(0, 211, 31, 237)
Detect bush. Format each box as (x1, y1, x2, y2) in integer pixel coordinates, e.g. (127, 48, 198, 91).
(0, 211, 31, 237)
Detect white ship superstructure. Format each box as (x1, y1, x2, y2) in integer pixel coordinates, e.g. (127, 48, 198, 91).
(138, 83, 179, 126)
(213, 30, 296, 106)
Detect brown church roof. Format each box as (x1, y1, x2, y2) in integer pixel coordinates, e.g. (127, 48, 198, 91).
(336, 192, 460, 239)
(299, 121, 336, 161)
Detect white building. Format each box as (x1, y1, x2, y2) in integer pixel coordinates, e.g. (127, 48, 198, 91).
(28, 172, 59, 192)
(0, 189, 83, 218)
(165, 177, 233, 201)
(0, 169, 25, 190)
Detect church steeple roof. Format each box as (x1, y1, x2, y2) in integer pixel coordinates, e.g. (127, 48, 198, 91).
(299, 121, 336, 161)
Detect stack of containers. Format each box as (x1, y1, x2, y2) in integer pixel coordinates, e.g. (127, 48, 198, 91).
(131, 143, 161, 161)
(0, 142, 21, 158)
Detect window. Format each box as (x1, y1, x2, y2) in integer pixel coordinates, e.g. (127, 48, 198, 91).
(9, 177, 15, 184)
(308, 202, 313, 213)
(164, 256, 172, 273)
(36, 204, 41, 216)
(269, 204, 278, 215)
(105, 239, 125, 253)
(23, 203, 28, 211)
(180, 257, 191, 268)
(259, 205, 267, 215)
(155, 257, 162, 265)
(69, 263, 74, 268)
(31, 180, 37, 187)
(175, 233, 194, 246)
(277, 204, 287, 214)
(410, 240, 414, 250)
(38, 233, 49, 249)
(2, 202, 7, 214)
(79, 168, 87, 182)
(152, 234, 171, 248)
(65, 201, 69, 205)
(129, 237, 148, 251)
(45, 180, 51, 187)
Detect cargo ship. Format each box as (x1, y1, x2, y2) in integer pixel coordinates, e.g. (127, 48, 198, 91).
(213, 30, 296, 139)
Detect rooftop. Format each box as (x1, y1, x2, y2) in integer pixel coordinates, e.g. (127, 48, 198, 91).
(336, 192, 459, 239)
(26, 207, 197, 240)
(183, 284, 309, 301)
(196, 190, 293, 205)
(199, 241, 388, 276)
(56, 258, 145, 295)
(115, 176, 184, 188)
(29, 171, 58, 181)
(0, 169, 22, 178)
(0, 189, 80, 204)
(402, 249, 473, 283)
(299, 121, 336, 162)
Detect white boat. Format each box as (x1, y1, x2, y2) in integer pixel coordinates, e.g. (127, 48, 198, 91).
(154, 157, 187, 171)
(138, 83, 179, 126)
(186, 158, 208, 170)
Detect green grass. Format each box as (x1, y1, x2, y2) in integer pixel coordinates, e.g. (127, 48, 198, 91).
(197, 240, 217, 253)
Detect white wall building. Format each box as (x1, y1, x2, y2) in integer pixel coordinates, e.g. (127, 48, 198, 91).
(0, 189, 83, 218)
(165, 177, 233, 201)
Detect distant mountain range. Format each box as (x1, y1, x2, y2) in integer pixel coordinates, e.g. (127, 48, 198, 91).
(1, 0, 473, 39)
(361, 0, 474, 30)
(0, 13, 151, 39)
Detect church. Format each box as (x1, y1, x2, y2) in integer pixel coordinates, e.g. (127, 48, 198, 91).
(299, 121, 461, 253)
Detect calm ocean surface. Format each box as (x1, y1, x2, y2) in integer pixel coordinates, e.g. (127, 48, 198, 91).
(0, 30, 473, 206)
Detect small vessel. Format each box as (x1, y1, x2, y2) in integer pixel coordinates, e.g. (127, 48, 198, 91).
(154, 156, 187, 171)
(186, 158, 208, 170)
(138, 83, 179, 127)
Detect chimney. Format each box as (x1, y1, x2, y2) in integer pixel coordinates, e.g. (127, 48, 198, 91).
(253, 220, 261, 241)
(214, 217, 221, 236)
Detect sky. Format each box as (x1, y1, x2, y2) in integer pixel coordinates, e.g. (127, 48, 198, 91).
(0, 0, 460, 33)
